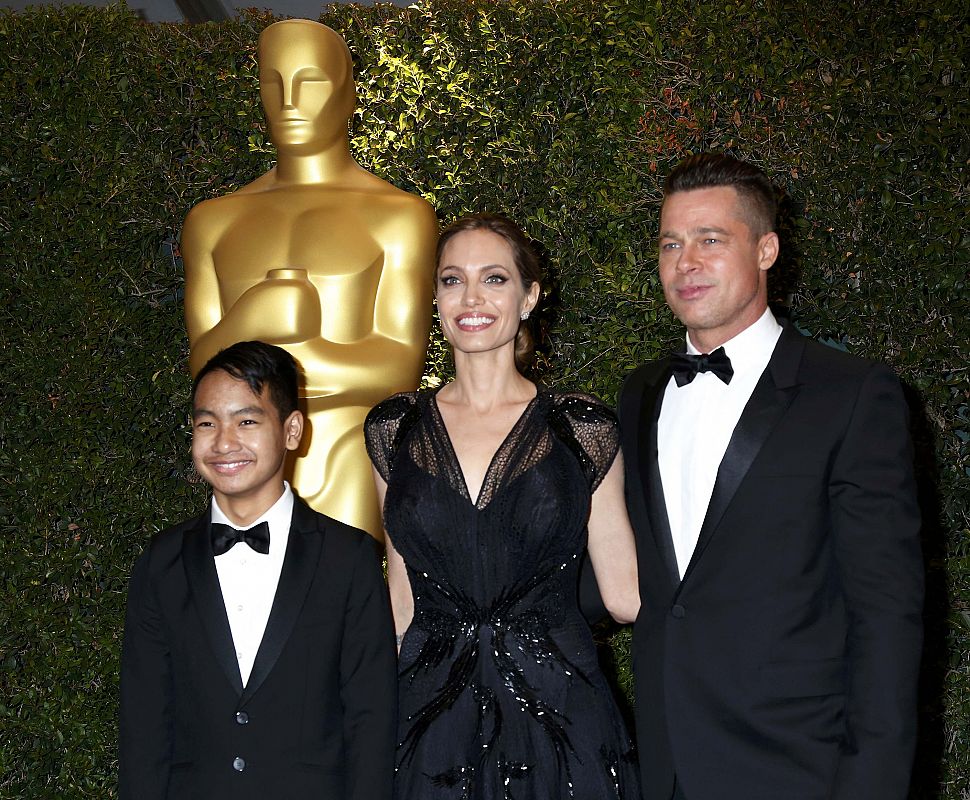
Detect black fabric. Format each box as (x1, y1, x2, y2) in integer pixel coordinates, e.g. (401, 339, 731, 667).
(119, 499, 398, 800)
(669, 347, 733, 386)
(619, 327, 923, 800)
(365, 388, 639, 799)
(210, 520, 270, 555)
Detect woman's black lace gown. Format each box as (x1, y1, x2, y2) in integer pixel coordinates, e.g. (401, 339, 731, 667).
(364, 388, 640, 800)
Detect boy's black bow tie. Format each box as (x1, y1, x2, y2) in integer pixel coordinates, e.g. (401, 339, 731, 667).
(211, 521, 270, 555)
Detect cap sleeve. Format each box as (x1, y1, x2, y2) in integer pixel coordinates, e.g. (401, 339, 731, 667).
(548, 393, 620, 492)
(363, 392, 420, 482)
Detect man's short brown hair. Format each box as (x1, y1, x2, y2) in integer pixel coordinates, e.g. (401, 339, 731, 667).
(664, 153, 778, 236)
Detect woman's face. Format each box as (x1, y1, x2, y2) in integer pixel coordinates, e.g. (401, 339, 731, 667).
(435, 228, 539, 358)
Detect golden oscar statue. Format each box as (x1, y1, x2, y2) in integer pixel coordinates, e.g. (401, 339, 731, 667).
(181, 19, 438, 538)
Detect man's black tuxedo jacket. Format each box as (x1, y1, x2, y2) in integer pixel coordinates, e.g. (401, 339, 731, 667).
(619, 327, 922, 800)
(119, 497, 397, 800)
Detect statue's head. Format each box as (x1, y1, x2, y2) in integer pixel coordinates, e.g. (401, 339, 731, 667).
(257, 20, 355, 154)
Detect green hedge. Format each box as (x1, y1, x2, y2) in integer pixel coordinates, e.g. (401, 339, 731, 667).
(0, 0, 966, 796)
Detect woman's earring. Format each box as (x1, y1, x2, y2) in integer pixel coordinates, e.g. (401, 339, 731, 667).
(520, 311, 530, 321)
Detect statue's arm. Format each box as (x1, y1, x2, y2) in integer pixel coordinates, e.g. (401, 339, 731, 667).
(182, 204, 230, 376)
(183, 202, 323, 375)
(182, 194, 438, 400)
(293, 198, 438, 403)
(371, 197, 439, 363)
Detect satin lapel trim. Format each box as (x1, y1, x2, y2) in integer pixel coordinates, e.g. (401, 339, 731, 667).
(680, 332, 803, 586)
(240, 498, 323, 706)
(638, 361, 681, 590)
(182, 512, 244, 695)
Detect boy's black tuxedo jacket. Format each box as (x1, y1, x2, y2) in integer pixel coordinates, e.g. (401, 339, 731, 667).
(119, 496, 397, 800)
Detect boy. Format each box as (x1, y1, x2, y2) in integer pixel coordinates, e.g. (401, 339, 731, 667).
(120, 340, 396, 799)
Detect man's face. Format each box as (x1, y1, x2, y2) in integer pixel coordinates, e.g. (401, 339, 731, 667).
(258, 23, 354, 152)
(658, 186, 778, 352)
(191, 370, 302, 517)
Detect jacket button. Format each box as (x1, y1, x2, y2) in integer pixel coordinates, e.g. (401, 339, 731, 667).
(235, 711, 249, 725)
(671, 604, 686, 618)
(232, 756, 246, 772)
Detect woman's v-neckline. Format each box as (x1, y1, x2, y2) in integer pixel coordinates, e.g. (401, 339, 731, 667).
(430, 387, 540, 509)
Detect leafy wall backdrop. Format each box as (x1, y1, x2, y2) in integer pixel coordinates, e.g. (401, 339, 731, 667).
(0, 0, 966, 796)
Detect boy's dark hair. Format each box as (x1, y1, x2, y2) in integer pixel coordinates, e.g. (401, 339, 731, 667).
(192, 340, 299, 421)
(664, 153, 778, 236)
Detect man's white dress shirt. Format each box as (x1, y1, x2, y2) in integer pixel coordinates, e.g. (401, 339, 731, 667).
(212, 483, 294, 687)
(658, 309, 782, 578)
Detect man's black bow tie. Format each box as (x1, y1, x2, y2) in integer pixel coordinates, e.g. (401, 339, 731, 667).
(670, 347, 734, 387)
(211, 521, 270, 556)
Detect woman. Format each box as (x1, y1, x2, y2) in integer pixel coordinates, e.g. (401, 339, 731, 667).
(364, 213, 641, 799)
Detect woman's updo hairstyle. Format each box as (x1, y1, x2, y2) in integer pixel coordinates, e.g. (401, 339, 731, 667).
(435, 213, 543, 374)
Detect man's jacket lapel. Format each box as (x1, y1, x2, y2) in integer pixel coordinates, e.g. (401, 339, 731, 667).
(633, 359, 681, 591)
(680, 328, 804, 585)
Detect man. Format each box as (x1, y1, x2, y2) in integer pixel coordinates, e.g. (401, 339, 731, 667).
(119, 341, 396, 800)
(620, 153, 923, 800)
